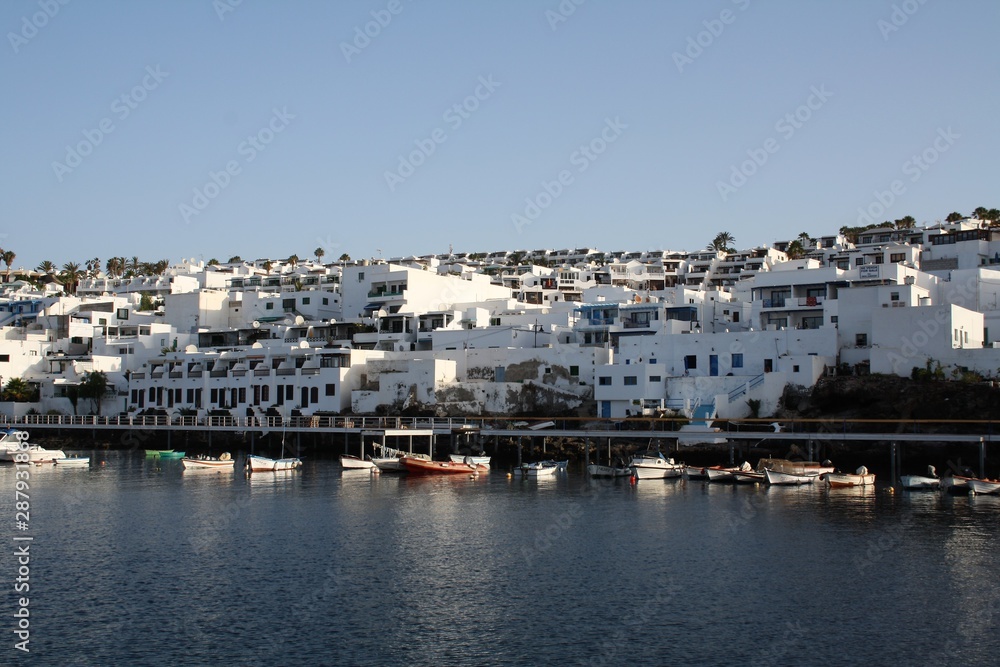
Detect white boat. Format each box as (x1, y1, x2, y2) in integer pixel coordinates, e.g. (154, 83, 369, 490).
(704, 463, 749, 482)
(372, 444, 428, 472)
(248, 454, 303, 472)
(758, 458, 836, 477)
(449, 454, 491, 468)
(629, 453, 684, 479)
(941, 475, 971, 494)
(514, 462, 559, 477)
(900, 465, 940, 490)
(537, 460, 569, 471)
(340, 455, 375, 470)
(182, 453, 234, 470)
(966, 477, 1000, 495)
(825, 466, 876, 488)
(0, 444, 67, 463)
(587, 464, 633, 478)
(683, 465, 708, 480)
(765, 468, 820, 485)
(53, 456, 90, 467)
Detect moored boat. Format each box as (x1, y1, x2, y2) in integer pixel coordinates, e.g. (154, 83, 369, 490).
(54, 456, 90, 467)
(340, 455, 375, 470)
(629, 452, 684, 480)
(758, 458, 835, 477)
(401, 456, 488, 476)
(0, 444, 67, 463)
(705, 463, 750, 482)
(449, 454, 491, 468)
(966, 477, 1000, 495)
(683, 465, 708, 480)
(825, 466, 876, 488)
(900, 466, 940, 490)
(586, 464, 633, 478)
(514, 461, 559, 477)
(182, 453, 234, 470)
(765, 468, 820, 486)
(158, 451, 185, 460)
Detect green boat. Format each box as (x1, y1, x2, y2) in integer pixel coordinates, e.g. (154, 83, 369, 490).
(158, 451, 185, 459)
(145, 449, 174, 458)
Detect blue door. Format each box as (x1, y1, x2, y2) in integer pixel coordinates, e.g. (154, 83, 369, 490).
(709, 354, 719, 377)
(601, 401, 611, 418)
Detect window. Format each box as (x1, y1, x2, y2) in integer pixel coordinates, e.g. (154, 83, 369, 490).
(624, 376, 637, 385)
(286, 385, 293, 400)
(855, 258, 864, 266)
(490, 317, 501, 326)
(649, 358, 657, 364)
(358, 271, 364, 282)
(890, 292, 899, 302)
(322, 298, 328, 305)
(311, 387, 318, 403)
(873, 255, 883, 264)
(265, 303, 274, 310)
(283, 299, 295, 310)
(649, 375, 661, 383)
(238, 388, 246, 404)
(262, 385, 270, 402)
(186, 389, 194, 404)
(325, 384, 336, 396)
(544, 367, 551, 374)
(0, 355, 8, 362)
(891, 253, 905, 263)
(598, 376, 611, 386)
(570, 365, 579, 376)
(856, 333, 868, 347)
(831, 316, 838, 323)
(684, 355, 697, 370)
(793, 365, 800, 373)
(302, 297, 310, 305)
(732, 353, 743, 368)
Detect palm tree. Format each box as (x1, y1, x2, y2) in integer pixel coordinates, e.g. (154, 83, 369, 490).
(206, 258, 219, 266)
(338, 253, 351, 264)
(2, 377, 31, 402)
(785, 240, 806, 260)
(314, 247, 325, 263)
(228, 255, 242, 264)
(895, 216, 916, 230)
(60, 261, 83, 294)
(945, 212, 964, 223)
(708, 232, 735, 253)
(287, 254, 299, 269)
(973, 206, 989, 220)
(36, 260, 56, 274)
(105, 257, 123, 278)
(85, 257, 100, 279)
(1, 250, 15, 281)
(127, 256, 141, 277)
(263, 260, 273, 274)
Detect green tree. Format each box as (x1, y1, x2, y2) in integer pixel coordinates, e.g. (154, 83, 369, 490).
(973, 206, 989, 220)
(945, 211, 964, 223)
(314, 247, 325, 263)
(228, 256, 243, 263)
(1, 249, 16, 281)
(338, 253, 351, 264)
(2, 377, 32, 402)
(79, 371, 109, 415)
(263, 260, 273, 274)
(708, 232, 735, 253)
(206, 258, 219, 266)
(60, 262, 83, 294)
(785, 240, 806, 259)
(287, 254, 299, 269)
(36, 260, 56, 274)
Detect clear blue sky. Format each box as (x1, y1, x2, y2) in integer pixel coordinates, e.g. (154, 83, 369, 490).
(2, 0, 997, 270)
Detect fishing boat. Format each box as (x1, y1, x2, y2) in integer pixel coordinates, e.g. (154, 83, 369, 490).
(53, 456, 90, 467)
(449, 454, 491, 468)
(825, 466, 876, 488)
(941, 474, 971, 494)
(586, 464, 633, 478)
(900, 465, 940, 490)
(965, 477, 1000, 495)
(145, 449, 170, 458)
(683, 465, 708, 480)
(340, 455, 375, 470)
(705, 463, 750, 482)
(373, 444, 429, 472)
(273, 457, 303, 471)
(181, 453, 234, 470)
(513, 461, 559, 477)
(538, 459, 569, 471)
(758, 458, 836, 477)
(158, 451, 185, 460)
(764, 468, 820, 485)
(401, 456, 488, 476)
(629, 452, 684, 480)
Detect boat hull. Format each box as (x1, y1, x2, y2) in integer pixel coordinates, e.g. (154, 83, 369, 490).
(181, 458, 234, 470)
(899, 475, 939, 490)
(732, 471, 765, 484)
(967, 478, 1000, 495)
(514, 463, 558, 477)
(449, 454, 491, 468)
(587, 464, 632, 478)
(0, 446, 67, 463)
(825, 473, 876, 487)
(765, 469, 819, 485)
(54, 457, 90, 467)
(683, 466, 708, 480)
(401, 457, 488, 475)
(630, 456, 683, 479)
(340, 455, 375, 470)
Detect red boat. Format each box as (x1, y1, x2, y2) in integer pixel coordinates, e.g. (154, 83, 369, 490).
(401, 456, 489, 476)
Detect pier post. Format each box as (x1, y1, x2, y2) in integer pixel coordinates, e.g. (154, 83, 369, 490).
(517, 436, 522, 467)
(979, 437, 985, 478)
(890, 442, 896, 486)
(729, 441, 734, 466)
(584, 437, 589, 469)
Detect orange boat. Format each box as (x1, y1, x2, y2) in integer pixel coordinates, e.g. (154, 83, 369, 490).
(400, 456, 489, 476)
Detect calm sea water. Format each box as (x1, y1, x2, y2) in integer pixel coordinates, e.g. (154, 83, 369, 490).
(2, 449, 999, 666)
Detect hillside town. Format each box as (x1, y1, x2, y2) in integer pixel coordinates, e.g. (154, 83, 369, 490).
(3, 211, 1000, 425)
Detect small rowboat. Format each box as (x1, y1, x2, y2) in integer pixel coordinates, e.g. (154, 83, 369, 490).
(966, 478, 1000, 495)
(765, 468, 820, 486)
(182, 453, 233, 470)
(401, 456, 488, 476)
(683, 465, 708, 480)
(732, 469, 766, 484)
(158, 451, 186, 460)
(586, 464, 633, 478)
(249, 455, 303, 472)
(513, 462, 558, 477)
(900, 466, 939, 490)
(825, 466, 876, 488)
(54, 456, 90, 467)
(449, 454, 491, 468)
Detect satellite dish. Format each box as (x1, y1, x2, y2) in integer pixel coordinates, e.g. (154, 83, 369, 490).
(251, 342, 263, 349)
(294, 315, 305, 325)
(298, 340, 309, 349)
(376, 308, 388, 318)
(184, 344, 198, 354)
(252, 321, 260, 328)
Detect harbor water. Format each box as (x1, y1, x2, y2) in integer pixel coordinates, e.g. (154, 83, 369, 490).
(3, 451, 999, 666)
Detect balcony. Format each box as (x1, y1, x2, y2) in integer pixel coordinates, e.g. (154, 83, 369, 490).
(622, 320, 651, 329)
(367, 288, 405, 299)
(797, 296, 825, 307)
